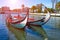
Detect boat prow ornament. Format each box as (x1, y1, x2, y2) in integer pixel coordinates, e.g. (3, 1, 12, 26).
(28, 7, 51, 25)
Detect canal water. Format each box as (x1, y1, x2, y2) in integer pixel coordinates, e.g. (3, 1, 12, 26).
(0, 14, 60, 40)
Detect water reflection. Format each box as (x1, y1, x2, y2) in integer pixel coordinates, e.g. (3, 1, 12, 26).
(0, 14, 60, 40)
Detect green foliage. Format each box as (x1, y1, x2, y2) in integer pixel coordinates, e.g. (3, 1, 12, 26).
(44, 8, 47, 13)
(44, 8, 55, 13)
(37, 9, 42, 13)
(55, 1, 60, 11)
(31, 6, 36, 13)
(47, 8, 55, 13)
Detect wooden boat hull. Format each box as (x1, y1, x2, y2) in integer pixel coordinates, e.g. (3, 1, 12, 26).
(10, 16, 28, 28)
(6, 22, 26, 40)
(29, 12, 51, 25)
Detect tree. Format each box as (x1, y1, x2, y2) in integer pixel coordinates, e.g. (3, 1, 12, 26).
(44, 8, 55, 13)
(31, 6, 36, 13)
(37, 8, 42, 13)
(44, 8, 48, 13)
(55, 1, 60, 12)
(37, 4, 42, 13)
(51, 8, 55, 13)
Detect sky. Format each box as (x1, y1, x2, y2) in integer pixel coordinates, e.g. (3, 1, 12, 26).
(0, 0, 60, 10)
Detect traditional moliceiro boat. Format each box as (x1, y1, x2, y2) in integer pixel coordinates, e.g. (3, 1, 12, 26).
(29, 12, 50, 25)
(6, 11, 29, 40)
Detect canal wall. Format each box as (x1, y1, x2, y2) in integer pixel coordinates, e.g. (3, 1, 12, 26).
(29, 13, 60, 17)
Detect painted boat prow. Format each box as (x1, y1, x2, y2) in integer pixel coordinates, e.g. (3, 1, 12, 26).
(28, 12, 51, 25)
(11, 16, 28, 28)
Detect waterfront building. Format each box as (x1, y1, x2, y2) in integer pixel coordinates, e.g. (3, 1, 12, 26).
(1, 6, 10, 14)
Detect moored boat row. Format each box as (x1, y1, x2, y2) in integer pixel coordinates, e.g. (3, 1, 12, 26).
(6, 5, 51, 40)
